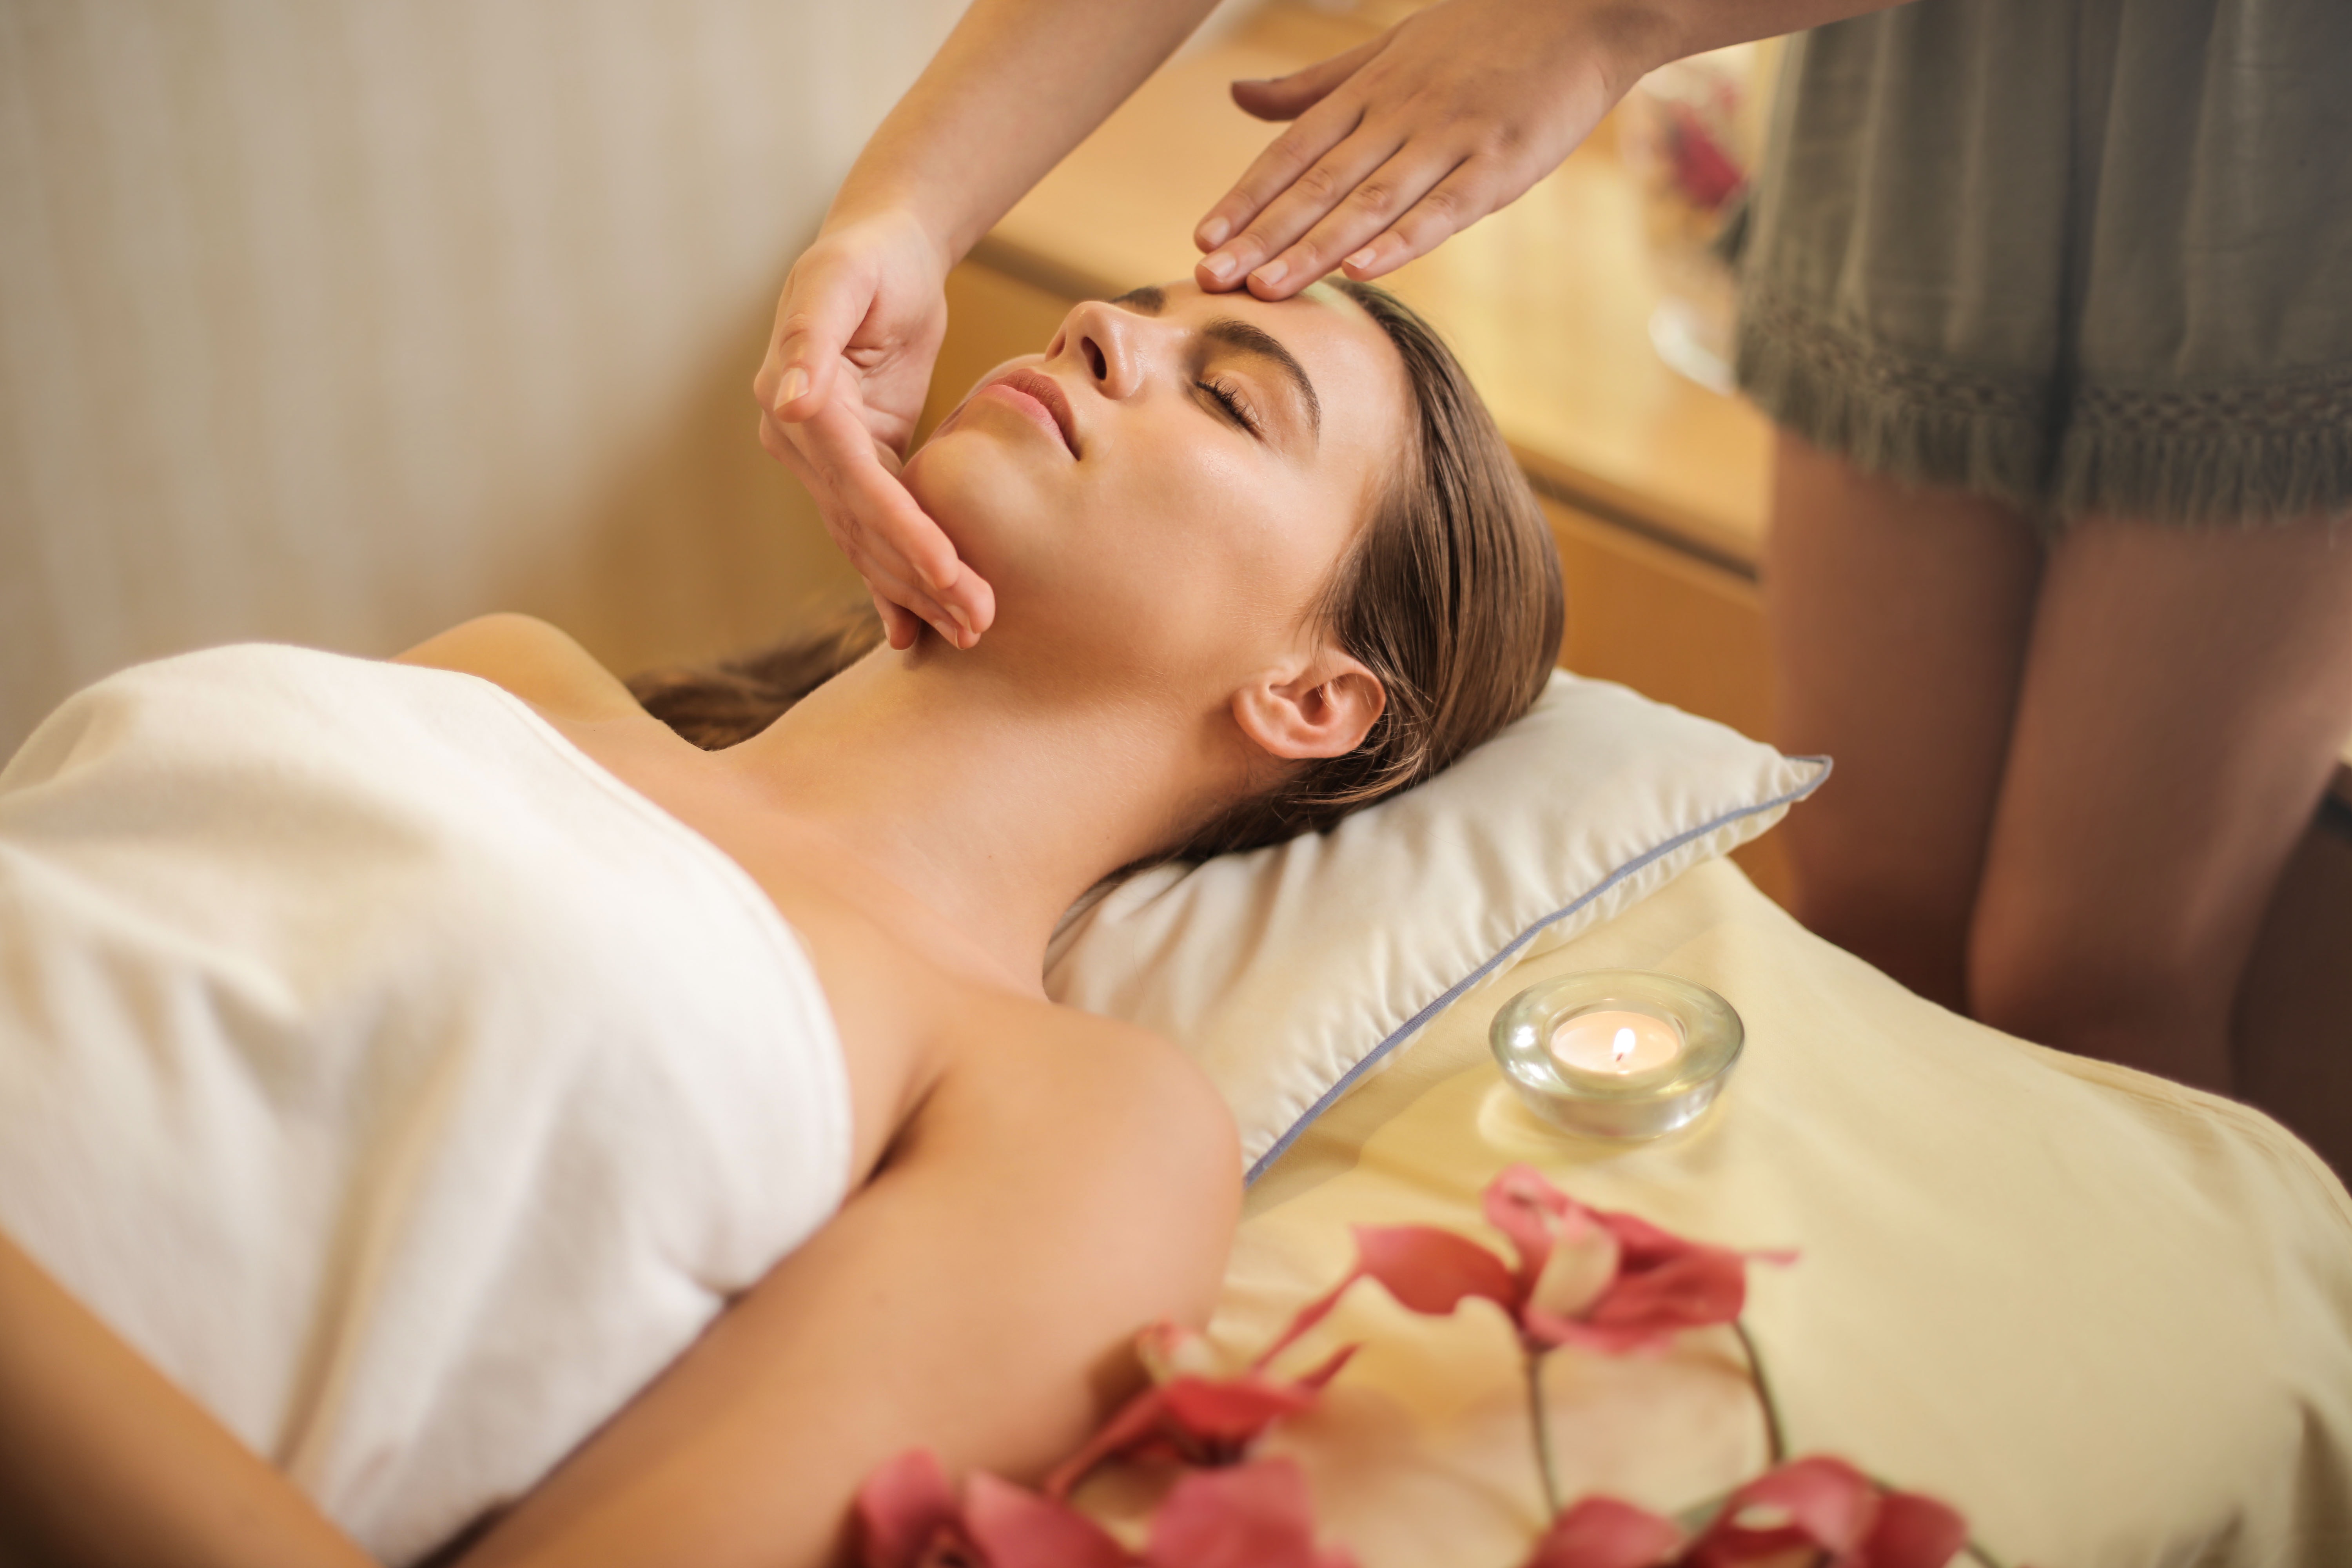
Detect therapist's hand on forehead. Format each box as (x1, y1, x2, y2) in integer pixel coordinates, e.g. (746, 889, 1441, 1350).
(754, 0, 1877, 649)
(1191, 0, 1640, 297)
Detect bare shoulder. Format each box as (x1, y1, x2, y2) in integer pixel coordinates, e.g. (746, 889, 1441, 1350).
(942, 984, 1183, 1074)
(929, 986, 1238, 1160)
(394, 613, 642, 723)
(766, 889, 1237, 1190)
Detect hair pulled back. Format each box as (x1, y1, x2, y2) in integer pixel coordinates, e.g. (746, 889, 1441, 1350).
(631, 280, 1562, 861)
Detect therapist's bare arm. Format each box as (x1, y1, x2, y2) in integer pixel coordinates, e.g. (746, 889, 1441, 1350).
(0, 1230, 372, 1568)
(1194, 0, 1904, 299)
(753, 0, 1223, 653)
(811, 0, 1227, 279)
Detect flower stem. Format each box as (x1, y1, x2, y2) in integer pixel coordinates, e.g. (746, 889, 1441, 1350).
(1525, 1348, 1563, 1518)
(1670, 1486, 1735, 1534)
(1731, 1317, 1787, 1467)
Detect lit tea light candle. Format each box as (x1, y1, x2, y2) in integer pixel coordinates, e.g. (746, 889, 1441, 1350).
(1491, 971, 1743, 1140)
(1549, 1008, 1684, 1076)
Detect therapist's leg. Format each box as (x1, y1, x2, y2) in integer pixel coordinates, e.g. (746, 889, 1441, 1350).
(1968, 512, 2352, 1092)
(1764, 431, 2044, 1009)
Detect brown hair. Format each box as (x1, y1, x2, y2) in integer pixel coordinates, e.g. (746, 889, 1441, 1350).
(631, 280, 1562, 860)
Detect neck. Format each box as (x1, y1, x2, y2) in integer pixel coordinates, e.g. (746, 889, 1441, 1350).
(719, 638, 1227, 995)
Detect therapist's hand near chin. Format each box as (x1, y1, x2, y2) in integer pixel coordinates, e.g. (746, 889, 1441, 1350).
(757, 209, 966, 652)
(755, 0, 1228, 652)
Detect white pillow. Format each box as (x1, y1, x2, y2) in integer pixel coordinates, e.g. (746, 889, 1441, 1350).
(1044, 671, 1826, 1178)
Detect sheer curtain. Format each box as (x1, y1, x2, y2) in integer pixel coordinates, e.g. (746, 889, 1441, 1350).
(0, 0, 965, 750)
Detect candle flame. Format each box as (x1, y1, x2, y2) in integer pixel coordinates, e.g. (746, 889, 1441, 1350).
(1611, 1025, 1635, 1067)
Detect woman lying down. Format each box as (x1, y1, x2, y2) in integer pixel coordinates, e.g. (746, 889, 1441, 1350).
(0, 279, 1561, 1567)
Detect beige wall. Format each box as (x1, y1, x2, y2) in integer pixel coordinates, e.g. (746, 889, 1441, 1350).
(0, 0, 971, 751)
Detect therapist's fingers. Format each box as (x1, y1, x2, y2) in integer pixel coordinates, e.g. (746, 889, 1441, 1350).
(757, 409, 913, 597)
(843, 542, 966, 652)
(1280, 145, 1542, 290)
(808, 494, 958, 641)
(783, 397, 958, 592)
(1237, 140, 1459, 298)
(1197, 0, 1646, 299)
(1192, 67, 1383, 274)
(837, 531, 960, 651)
(1196, 118, 1408, 294)
(871, 593, 923, 653)
(758, 404, 993, 649)
(1334, 161, 1503, 281)
(754, 255, 867, 423)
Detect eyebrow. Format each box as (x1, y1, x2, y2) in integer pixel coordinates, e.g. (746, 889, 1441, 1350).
(1105, 286, 1323, 443)
(1202, 318, 1321, 441)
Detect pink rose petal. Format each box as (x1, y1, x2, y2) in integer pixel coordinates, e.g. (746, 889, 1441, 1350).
(1861, 1491, 1971, 1568)
(1521, 1496, 1684, 1568)
(1144, 1459, 1352, 1568)
(1682, 1456, 1970, 1567)
(1350, 1224, 1521, 1317)
(964, 1473, 1130, 1568)
(857, 1450, 968, 1568)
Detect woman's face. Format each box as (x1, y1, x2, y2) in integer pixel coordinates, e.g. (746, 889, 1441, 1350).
(904, 280, 1410, 699)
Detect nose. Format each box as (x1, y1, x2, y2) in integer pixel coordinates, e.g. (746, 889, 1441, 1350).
(1049, 298, 1148, 401)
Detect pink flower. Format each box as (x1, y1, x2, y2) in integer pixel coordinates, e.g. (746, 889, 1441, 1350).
(1294, 1165, 1791, 1357)
(1523, 1498, 1688, 1568)
(857, 1450, 1354, 1568)
(1144, 1461, 1358, 1568)
(1681, 1457, 1969, 1568)
(1664, 102, 1746, 211)
(1487, 1166, 1795, 1355)
(1045, 1323, 1356, 1498)
(857, 1450, 1125, 1568)
(1514, 1458, 1972, 1568)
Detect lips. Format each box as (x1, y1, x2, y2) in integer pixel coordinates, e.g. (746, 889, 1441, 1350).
(980, 367, 1079, 458)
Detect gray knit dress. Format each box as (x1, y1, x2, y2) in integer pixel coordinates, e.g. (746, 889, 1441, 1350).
(1735, 0, 2352, 530)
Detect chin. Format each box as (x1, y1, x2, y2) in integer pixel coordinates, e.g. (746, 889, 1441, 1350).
(904, 434, 1143, 662)
(900, 428, 1043, 593)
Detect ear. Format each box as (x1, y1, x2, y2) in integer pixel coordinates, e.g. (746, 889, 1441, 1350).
(1231, 653, 1387, 761)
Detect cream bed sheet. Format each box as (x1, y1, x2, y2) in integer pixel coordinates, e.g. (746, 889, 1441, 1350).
(1197, 858, 2352, 1567)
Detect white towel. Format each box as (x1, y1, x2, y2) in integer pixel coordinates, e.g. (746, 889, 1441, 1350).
(0, 644, 852, 1564)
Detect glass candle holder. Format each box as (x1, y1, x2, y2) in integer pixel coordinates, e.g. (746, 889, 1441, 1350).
(1490, 970, 1744, 1140)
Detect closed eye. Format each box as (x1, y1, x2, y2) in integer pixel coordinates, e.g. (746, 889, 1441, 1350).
(1196, 376, 1263, 439)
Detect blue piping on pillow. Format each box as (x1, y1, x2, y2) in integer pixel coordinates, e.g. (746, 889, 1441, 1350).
(1242, 758, 1832, 1185)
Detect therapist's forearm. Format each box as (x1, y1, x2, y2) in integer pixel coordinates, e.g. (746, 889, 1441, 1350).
(825, 0, 1225, 262)
(1628, 0, 1908, 62)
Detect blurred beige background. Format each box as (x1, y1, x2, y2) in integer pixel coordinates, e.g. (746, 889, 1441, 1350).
(0, 0, 980, 753)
